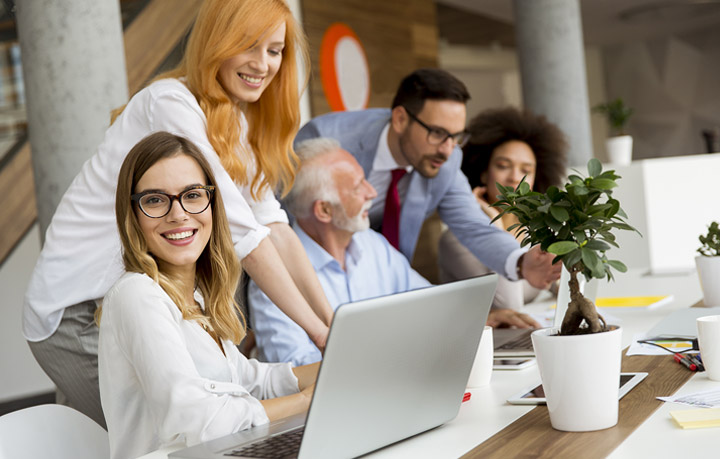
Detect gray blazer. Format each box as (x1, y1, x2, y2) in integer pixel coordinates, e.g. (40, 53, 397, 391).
(295, 108, 519, 277)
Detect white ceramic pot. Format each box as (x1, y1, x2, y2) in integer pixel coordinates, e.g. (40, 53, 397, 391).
(606, 135, 633, 166)
(531, 326, 622, 432)
(695, 256, 720, 306)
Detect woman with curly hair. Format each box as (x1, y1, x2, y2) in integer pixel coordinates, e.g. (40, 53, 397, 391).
(24, 0, 331, 428)
(438, 107, 567, 315)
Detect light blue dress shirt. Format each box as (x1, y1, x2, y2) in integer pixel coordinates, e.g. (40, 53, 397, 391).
(248, 222, 430, 366)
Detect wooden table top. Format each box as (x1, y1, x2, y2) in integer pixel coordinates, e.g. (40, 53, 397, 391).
(462, 350, 694, 459)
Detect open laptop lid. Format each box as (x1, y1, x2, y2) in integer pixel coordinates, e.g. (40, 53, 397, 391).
(298, 274, 496, 458)
(170, 274, 496, 459)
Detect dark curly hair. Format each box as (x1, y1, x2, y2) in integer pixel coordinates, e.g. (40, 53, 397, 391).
(461, 107, 567, 193)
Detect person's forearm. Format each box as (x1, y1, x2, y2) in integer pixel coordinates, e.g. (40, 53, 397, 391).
(292, 362, 320, 391)
(259, 390, 312, 422)
(268, 223, 334, 326)
(243, 237, 328, 348)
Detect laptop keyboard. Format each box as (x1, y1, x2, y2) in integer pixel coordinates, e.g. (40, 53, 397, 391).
(496, 330, 533, 350)
(224, 427, 304, 458)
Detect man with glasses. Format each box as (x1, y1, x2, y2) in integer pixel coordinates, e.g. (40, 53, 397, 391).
(295, 68, 560, 291)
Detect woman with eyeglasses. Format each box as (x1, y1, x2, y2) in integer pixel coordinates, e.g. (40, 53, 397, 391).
(24, 0, 332, 428)
(99, 132, 318, 459)
(438, 107, 567, 316)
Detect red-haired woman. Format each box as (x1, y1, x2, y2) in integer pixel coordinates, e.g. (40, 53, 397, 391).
(24, 0, 331, 428)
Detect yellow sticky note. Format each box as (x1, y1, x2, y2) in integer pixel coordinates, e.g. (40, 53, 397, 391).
(670, 408, 720, 429)
(595, 296, 672, 308)
(551, 295, 672, 309)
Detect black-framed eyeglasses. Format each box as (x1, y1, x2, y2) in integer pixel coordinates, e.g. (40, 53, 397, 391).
(131, 185, 215, 218)
(404, 108, 470, 147)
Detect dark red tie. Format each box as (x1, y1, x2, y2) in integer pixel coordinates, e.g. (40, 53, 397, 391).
(382, 168, 406, 250)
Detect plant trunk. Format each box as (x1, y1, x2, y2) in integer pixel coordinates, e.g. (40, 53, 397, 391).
(560, 268, 606, 335)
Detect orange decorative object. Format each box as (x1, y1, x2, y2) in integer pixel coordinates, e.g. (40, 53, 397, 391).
(319, 23, 370, 112)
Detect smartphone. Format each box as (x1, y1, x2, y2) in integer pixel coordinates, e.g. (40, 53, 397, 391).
(493, 358, 536, 370)
(506, 372, 648, 405)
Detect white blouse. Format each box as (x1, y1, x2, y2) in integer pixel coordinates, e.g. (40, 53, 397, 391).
(98, 272, 299, 459)
(23, 78, 288, 341)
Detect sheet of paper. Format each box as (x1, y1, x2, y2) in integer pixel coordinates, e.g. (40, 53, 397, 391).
(626, 333, 696, 356)
(658, 389, 720, 408)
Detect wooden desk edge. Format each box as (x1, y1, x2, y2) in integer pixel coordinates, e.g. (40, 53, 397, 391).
(461, 348, 694, 458)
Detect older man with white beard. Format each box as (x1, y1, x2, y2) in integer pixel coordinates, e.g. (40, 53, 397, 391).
(248, 137, 537, 366)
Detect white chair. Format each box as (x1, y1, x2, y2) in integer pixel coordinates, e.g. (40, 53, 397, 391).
(0, 404, 110, 459)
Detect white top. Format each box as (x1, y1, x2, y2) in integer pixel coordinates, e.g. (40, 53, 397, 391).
(99, 272, 299, 459)
(23, 78, 288, 341)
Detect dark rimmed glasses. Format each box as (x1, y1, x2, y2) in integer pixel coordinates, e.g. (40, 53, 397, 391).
(404, 108, 470, 147)
(131, 185, 215, 218)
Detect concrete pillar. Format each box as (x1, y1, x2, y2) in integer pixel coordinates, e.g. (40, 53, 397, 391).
(513, 0, 593, 167)
(16, 0, 128, 240)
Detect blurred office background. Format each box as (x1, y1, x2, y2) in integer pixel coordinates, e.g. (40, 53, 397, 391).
(2, 0, 720, 414)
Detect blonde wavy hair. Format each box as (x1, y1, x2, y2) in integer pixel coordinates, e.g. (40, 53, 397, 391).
(108, 131, 245, 344)
(113, 0, 308, 199)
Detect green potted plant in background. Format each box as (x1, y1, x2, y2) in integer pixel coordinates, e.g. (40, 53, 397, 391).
(493, 158, 639, 432)
(696, 222, 720, 306)
(593, 98, 634, 165)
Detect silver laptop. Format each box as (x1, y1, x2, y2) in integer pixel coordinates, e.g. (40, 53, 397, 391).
(170, 274, 497, 459)
(494, 269, 598, 357)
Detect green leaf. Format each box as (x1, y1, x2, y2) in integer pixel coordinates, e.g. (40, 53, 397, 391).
(584, 240, 612, 251)
(557, 225, 571, 240)
(606, 199, 620, 218)
(573, 185, 590, 196)
(546, 186, 560, 201)
(606, 260, 628, 272)
(537, 202, 551, 213)
(518, 181, 531, 194)
(547, 241, 579, 255)
(573, 230, 586, 244)
(550, 205, 570, 222)
(588, 203, 612, 215)
(590, 178, 618, 190)
(581, 247, 603, 272)
(588, 158, 602, 177)
(545, 214, 563, 232)
(564, 249, 582, 269)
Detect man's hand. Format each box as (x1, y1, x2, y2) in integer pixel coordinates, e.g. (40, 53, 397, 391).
(487, 309, 540, 329)
(311, 326, 329, 353)
(520, 246, 562, 289)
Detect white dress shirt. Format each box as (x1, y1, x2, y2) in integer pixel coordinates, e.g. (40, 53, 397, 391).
(23, 78, 287, 341)
(99, 272, 299, 459)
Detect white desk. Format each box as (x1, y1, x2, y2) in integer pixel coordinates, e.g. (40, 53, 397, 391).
(141, 269, 712, 459)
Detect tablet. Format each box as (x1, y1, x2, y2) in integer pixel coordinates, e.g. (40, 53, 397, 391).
(493, 358, 536, 370)
(507, 372, 648, 405)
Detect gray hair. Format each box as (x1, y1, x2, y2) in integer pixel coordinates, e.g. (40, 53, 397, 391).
(284, 137, 342, 218)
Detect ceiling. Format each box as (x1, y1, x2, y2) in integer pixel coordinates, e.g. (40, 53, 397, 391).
(437, 0, 720, 47)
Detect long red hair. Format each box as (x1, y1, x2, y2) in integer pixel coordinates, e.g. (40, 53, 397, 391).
(116, 0, 309, 199)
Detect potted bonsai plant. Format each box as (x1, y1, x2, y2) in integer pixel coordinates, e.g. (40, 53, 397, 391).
(696, 222, 720, 306)
(593, 98, 634, 165)
(493, 158, 639, 432)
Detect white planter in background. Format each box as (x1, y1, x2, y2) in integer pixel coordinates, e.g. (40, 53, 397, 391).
(606, 135, 633, 165)
(695, 255, 720, 306)
(531, 326, 622, 432)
